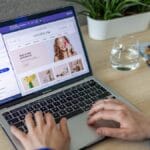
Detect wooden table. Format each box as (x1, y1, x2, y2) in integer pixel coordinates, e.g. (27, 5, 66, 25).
(81, 26, 150, 150)
(0, 26, 150, 150)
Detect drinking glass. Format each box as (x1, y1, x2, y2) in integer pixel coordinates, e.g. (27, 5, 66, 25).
(110, 36, 140, 71)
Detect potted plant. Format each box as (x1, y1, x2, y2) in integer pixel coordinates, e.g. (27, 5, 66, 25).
(68, 0, 150, 40)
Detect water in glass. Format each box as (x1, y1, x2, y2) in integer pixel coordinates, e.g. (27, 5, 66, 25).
(110, 36, 140, 71)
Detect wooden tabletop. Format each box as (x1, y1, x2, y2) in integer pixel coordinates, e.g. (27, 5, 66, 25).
(81, 26, 150, 150)
(0, 26, 150, 150)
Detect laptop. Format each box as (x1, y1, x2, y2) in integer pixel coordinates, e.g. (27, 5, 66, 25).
(0, 6, 135, 150)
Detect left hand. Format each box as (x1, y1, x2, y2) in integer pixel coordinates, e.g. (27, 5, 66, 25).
(11, 112, 70, 150)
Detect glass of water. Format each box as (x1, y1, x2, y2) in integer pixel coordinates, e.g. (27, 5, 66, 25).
(110, 36, 140, 71)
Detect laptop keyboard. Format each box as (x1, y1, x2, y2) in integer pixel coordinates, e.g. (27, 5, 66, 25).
(3, 80, 112, 133)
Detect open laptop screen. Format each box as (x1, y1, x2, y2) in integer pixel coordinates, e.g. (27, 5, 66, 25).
(0, 7, 91, 105)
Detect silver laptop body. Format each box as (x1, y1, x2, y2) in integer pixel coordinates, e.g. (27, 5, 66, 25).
(0, 6, 135, 150)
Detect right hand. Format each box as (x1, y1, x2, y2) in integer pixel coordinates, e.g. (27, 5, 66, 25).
(11, 112, 70, 150)
(88, 99, 150, 141)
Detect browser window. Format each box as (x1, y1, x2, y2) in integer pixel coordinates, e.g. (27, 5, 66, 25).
(0, 10, 89, 104)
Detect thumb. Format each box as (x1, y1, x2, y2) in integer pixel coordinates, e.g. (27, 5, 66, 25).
(10, 126, 27, 143)
(96, 127, 127, 140)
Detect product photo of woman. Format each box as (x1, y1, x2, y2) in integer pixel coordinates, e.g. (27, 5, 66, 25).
(54, 36, 77, 62)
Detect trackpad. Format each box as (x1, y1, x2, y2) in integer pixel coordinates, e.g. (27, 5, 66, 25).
(68, 112, 104, 150)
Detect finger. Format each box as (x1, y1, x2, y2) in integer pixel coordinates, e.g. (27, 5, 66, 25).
(88, 99, 124, 116)
(34, 111, 45, 127)
(45, 113, 56, 128)
(10, 126, 26, 143)
(92, 99, 122, 109)
(60, 118, 70, 140)
(96, 127, 127, 140)
(94, 99, 120, 105)
(91, 99, 122, 110)
(25, 113, 35, 131)
(88, 110, 121, 125)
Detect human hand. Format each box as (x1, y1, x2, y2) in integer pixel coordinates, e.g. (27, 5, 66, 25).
(88, 99, 150, 141)
(65, 41, 72, 51)
(11, 112, 70, 150)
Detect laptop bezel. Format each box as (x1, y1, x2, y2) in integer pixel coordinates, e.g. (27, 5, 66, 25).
(0, 6, 93, 109)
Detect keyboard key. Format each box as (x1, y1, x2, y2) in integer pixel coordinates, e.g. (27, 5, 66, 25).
(53, 113, 60, 119)
(104, 91, 111, 96)
(83, 83, 90, 89)
(95, 83, 102, 89)
(65, 102, 72, 107)
(72, 94, 78, 98)
(79, 92, 85, 96)
(84, 100, 92, 105)
(79, 102, 85, 107)
(53, 101, 61, 106)
(72, 105, 79, 110)
(78, 97, 85, 101)
(77, 87, 84, 91)
(3, 113, 12, 120)
(14, 121, 23, 128)
(72, 89, 78, 93)
(97, 89, 103, 94)
(65, 91, 72, 96)
(100, 87, 107, 92)
(67, 97, 73, 101)
(66, 107, 73, 112)
(40, 101, 46, 107)
(58, 105, 66, 110)
(52, 97, 59, 102)
(65, 109, 83, 119)
(60, 99, 67, 103)
(47, 103, 53, 108)
(72, 99, 78, 104)
(41, 106, 47, 112)
(89, 92, 96, 97)
(83, 105, 91, 111)
(8, 118, 19, 125)
(84, 95, 91, 99)
(33, 103, 41, 109)
(52, 107, 59, 112)
(59, 94, 66, 99)
(26, 106, 34, 112)
(88, 80, 96, 86)
(19, 109, 27, 115)
(60, 110, 67, 116)
(20, 115, 25, 121)
(56, 108, 83, 123)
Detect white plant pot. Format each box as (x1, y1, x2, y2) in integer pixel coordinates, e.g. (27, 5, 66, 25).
(87, 12, 150, 40)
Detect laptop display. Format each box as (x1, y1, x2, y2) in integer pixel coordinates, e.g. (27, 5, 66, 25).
(0, 7, 91, 105)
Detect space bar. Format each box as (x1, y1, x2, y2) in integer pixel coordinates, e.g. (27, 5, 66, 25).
(55, 109, 83, 123)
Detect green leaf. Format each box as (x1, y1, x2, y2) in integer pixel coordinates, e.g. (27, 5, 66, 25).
(67, 0, 150, 20)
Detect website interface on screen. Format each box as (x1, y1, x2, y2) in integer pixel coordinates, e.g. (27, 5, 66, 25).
(0, 10, 90, 105)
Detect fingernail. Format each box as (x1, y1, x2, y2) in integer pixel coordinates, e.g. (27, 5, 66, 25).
(62, 117, 67, 122)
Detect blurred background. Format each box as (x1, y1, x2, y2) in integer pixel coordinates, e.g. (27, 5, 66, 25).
(0, 0, 86, 25)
